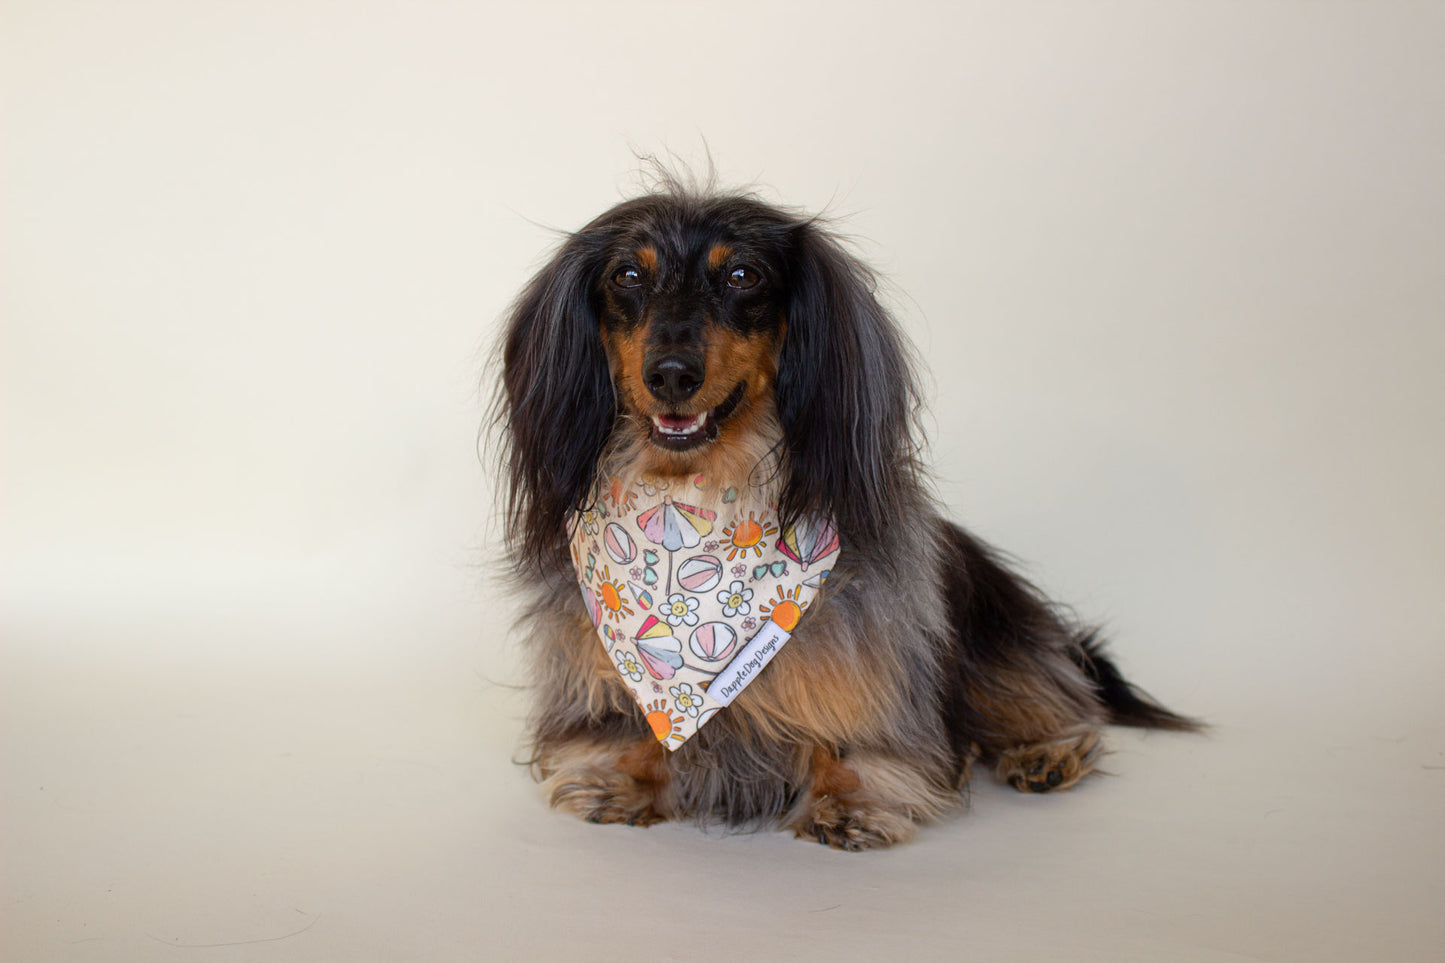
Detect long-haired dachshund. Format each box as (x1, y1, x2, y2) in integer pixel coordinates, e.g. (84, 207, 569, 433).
(495, 181, 1196, 850)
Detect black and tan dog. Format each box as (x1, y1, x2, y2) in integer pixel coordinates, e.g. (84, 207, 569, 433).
(494, 181, 1196, 850)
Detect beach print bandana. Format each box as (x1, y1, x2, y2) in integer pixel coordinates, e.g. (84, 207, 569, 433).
(569, 475, 841, 750)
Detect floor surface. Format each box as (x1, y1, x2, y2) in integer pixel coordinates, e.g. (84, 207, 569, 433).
(4, 570, 1441, 962)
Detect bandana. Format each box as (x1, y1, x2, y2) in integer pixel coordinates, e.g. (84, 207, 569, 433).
(569, 475, 841, 749)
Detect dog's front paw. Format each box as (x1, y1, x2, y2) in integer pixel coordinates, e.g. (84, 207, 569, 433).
(793, 795, 918, 852)
(996, 729, 1103, 793)
(546, 768, 667, 827)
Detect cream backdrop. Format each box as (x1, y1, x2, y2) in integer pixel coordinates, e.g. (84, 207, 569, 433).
(3, 2, 1442, 960)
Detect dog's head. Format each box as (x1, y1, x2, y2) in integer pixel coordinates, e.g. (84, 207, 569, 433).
(497, 189, 921, 573)
(591, 195, 792, 467)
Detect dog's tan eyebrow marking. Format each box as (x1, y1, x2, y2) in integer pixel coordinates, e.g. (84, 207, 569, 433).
(707, 244, 734, 271)
(635, 246, 658, 272)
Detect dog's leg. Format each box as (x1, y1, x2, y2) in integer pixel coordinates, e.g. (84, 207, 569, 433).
(963, 666, 1108, 794)
(538, 734, 672, 826)
(524, 599, 675, 826)
(785, 747, 959, 852)
(938, 521, 1110, 793)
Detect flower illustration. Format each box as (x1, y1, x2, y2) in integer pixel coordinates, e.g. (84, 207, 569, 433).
(716, 580, 753, 618)
(661, 592, 700, 628)
(630, 567, 643, 581)
(704, 540, 720, 552)
(741, 616, 757, 631)
(580, 508, 601, 535)
(614, 649, 645, 682)
(731, 563, 747, 578)
(670, 683, 704, 718)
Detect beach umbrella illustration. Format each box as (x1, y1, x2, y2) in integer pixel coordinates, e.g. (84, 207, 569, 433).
(581, 584, 602, 626)
(637, 496, 716, 552)
(634, 615, 684, 679)
(776, 518, 840, 571)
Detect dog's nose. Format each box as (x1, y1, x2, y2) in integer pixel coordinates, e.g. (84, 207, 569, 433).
(642, 353, 705, 405)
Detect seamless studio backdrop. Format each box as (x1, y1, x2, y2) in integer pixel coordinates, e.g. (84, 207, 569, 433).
(3, 2, 1442, 961)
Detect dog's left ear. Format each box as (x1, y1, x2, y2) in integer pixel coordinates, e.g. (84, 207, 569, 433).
(497, 230, 616, 573)
(775, 221, 922, 550)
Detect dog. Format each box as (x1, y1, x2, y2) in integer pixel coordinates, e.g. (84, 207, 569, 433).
(494, 181, 1196, 850)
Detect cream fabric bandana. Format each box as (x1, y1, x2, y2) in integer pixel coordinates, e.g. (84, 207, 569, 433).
(569, 475, 841, 749)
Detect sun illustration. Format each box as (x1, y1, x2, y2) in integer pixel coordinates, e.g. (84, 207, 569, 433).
(760, 584, 807, 631)
(644, 698, 685, 743)
(723, 512, 778, 560)
(605, 475, 638, 516)
(595, 566, 633, 621)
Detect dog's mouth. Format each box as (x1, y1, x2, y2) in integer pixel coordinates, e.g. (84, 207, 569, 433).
(648, 382, 747, 451)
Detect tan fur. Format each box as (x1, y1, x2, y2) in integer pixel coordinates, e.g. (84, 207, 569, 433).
(540, 736, 671, 826)
(809, 746, 862, 796)
(616, 738, 669, 787)
(530, 605, 637, 724)
(724, 615, 911, 747)
(787, 749, 960, 851)
(964, 666, 1106, 748)
(600, 323, 649, 419)
(599, 315, 784, 485)
(995, 728, 1103, 793)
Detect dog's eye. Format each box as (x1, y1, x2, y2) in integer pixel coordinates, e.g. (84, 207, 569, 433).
(611, 266, 643, 289)
(727, 265, 761, 290)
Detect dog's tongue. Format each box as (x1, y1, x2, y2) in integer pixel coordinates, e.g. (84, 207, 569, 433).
(653, 412, 707, 436)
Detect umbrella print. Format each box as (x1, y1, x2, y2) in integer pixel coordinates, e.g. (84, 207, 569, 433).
(776, 518, 840, 571)
(581, 584, 602, 627)
(634, 615, 684, 680)
(636, 496, 716, 552)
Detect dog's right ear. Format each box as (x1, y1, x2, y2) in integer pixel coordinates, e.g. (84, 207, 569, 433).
(497, 230, 616, 574)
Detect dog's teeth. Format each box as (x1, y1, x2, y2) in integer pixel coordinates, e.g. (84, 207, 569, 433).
(652, 412, 707, 436)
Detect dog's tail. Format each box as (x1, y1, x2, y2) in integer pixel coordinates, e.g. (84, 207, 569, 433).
(1073, 632, 1202, 732)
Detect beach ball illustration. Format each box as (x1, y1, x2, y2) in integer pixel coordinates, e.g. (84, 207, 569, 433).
(603, 523, 637, 564)
(689, 621, 739, 663)
(676, 554, 723, 593)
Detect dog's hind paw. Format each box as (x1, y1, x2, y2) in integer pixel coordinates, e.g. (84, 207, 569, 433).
(996, 729, 1103, 793)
